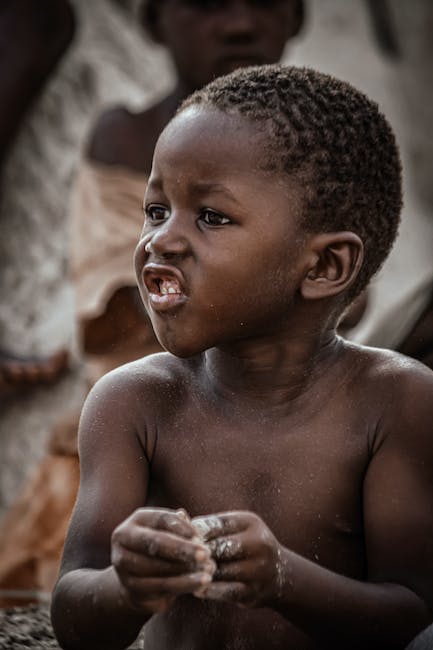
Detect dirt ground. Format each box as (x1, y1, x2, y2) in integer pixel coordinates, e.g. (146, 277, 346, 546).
(0, 604, 143, 649)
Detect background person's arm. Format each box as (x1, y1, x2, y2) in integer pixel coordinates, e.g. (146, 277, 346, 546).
(0, 0, 75, 168)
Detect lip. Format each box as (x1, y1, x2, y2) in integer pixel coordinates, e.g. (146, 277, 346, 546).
(217, 53, 264, 70)
(143, 263, 188, 313)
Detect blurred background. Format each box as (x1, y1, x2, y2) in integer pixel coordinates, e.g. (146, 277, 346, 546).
(0, 0, 432, 618)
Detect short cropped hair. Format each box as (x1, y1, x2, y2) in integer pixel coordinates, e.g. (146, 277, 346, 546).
(180, 65, 402, 301)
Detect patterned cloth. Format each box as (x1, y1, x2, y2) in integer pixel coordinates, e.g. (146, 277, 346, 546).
(70, 159, 148, 321)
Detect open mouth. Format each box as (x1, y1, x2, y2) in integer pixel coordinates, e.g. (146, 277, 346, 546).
(143, 266, 187, 311)
(153, 277, 182, 296)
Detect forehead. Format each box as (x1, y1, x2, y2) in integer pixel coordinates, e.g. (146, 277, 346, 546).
(153, 107, 269, 181)
(149, 106, 303, 222)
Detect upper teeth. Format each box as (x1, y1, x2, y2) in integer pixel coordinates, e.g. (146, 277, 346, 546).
(160, 280, 180, 295)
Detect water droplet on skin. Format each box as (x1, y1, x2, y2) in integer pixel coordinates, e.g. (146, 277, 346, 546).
(276, 548, 284, 597)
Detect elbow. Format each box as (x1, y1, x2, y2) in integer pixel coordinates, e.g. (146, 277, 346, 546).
(50, 585, 79, 650)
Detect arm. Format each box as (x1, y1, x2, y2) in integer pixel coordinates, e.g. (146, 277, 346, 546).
(0, 0, 74, 167)
(193, 365, 433, 649)
(51, 367, 212, 650)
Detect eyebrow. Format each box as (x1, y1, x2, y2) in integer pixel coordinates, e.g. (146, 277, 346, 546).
(146, 179, 243, 207)
(191, 182, 241, 205)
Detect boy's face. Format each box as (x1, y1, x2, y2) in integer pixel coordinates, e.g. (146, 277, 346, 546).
(135, 107, 310, 357)
(151, 0, 302, 90)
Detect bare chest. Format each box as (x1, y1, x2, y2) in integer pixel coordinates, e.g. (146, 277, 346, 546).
(147, 405, 369, 577)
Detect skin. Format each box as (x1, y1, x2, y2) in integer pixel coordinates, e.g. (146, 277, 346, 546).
(82, 0, 302, 365)
(52, 108, 433, 650)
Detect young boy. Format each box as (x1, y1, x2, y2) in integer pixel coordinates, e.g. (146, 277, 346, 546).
(51, 65, 433, 649)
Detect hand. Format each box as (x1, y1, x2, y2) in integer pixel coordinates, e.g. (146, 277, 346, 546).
(112, 508, 215, 614)
(192, 511, 285, 608)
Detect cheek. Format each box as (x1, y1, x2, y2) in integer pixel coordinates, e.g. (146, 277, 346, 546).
(134, 239, 146, 284)
(201, 258, 292, 324)
(259, 16, 294, 52)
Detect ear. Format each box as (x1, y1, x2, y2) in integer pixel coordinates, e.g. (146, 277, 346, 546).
(300, 232, 364, 301)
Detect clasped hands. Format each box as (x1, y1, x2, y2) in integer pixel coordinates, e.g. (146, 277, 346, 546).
(111, 508, 285, 614)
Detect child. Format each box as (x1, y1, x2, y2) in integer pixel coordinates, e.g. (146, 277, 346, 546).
(51, 65, 433, 649)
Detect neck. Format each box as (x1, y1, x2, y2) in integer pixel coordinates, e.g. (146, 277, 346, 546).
(202, 327, 344, 409)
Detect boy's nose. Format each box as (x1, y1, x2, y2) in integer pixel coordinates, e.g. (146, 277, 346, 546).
(218, 0, 259, 41)
(145, 219, 190, 260)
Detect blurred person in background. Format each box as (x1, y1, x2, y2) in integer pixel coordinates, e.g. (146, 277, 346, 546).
(0, 0, 74, 396)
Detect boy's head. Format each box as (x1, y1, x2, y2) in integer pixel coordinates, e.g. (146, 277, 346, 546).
(140, 0, 304, 90)
(180, 64, 402, 302)
(136, 65, 402, 356)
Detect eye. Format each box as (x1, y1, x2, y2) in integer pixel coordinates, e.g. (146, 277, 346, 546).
(249, 0, 284, 6)
(180, 0, 222, 10)
(199, 209, 231, 227)
(144, 204, 170, 224)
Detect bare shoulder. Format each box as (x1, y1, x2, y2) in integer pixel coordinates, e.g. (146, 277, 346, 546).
(82, 351, 197, 426)
(361, 345, 432, 400)
(344, 342, 433, 450)
(77, 352, 199, 488)
(85, 102, 164, 172)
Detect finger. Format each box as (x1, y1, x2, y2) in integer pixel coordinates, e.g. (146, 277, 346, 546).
(125, 571, 213, 598)
(139, 596, 175, 613)
(114, 546, 216, 579)
(207, 535, 246, 562)
(195, 581, 250, 603)
(120, 526, 211, 565)
(213, 559, 257, 582)
(132, 508, 195, 539)
(192, 512, 251, 542)
(112, 546, 192, 577)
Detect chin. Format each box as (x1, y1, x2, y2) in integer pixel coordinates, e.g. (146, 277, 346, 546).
(158, 335, 206, 359)
(163, 345, 203, 359)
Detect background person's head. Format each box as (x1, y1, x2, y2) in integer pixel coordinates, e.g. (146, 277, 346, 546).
(140, 0, 304, 91)
(180, 64, 402, 304)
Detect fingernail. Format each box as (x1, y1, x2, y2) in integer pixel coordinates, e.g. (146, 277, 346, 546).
(202, 560, 216, 576)
(193, 586, 209, 598)
(197, 572, 212, 585)
(195, 547, 210, 563)
(176, 508, 190, 521)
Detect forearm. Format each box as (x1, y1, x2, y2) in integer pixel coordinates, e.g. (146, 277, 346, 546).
(272, 548, 430, 650)
(0, 0, 75, 162)
(51, 566, 151, 650)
